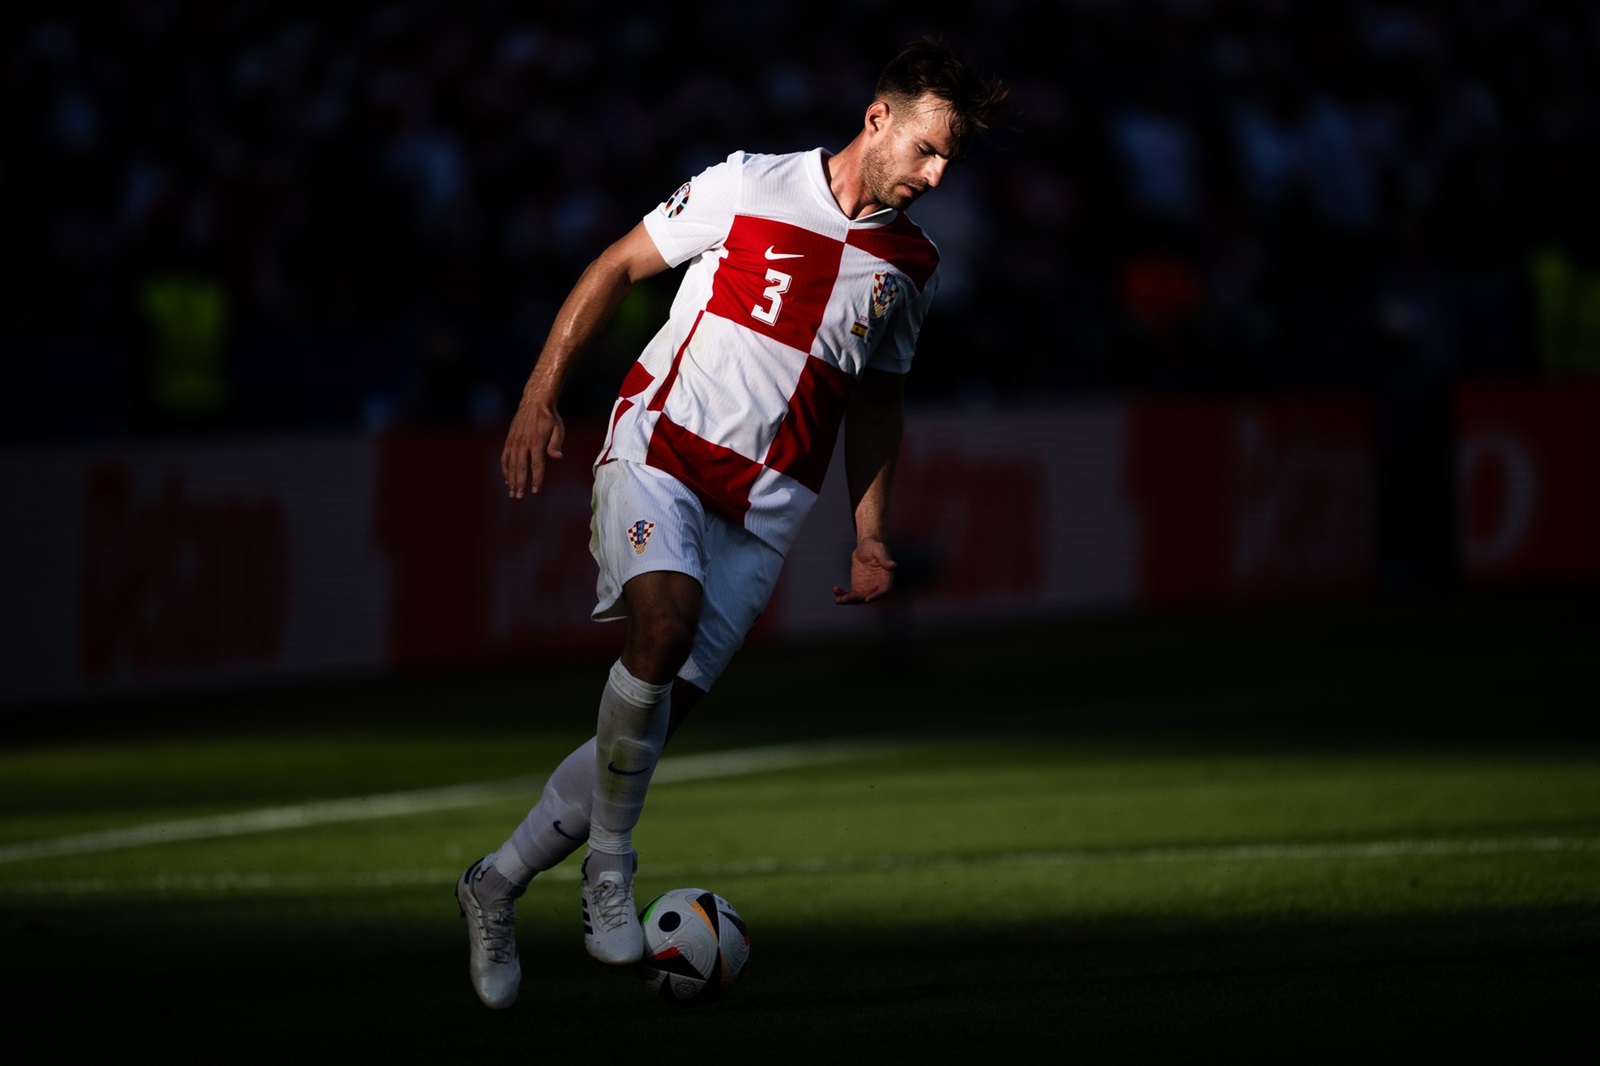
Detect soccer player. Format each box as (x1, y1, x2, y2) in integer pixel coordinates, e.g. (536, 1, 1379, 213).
(457, 38, 1009, 1009)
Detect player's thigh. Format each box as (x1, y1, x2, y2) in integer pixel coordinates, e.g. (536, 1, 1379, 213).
(619, 568, 704, 673)
(590, 460, 707, 622)
(679, 521, 784, 691)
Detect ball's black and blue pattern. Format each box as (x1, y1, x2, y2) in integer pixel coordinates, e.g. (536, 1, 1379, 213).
(635, 887, 751, 1005)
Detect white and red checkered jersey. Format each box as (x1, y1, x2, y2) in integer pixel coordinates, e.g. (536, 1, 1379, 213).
(596, 149, 941, 554)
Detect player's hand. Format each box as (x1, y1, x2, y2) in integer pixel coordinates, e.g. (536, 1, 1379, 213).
(501, 398, 565, 498)
(832, 537, 896, 605)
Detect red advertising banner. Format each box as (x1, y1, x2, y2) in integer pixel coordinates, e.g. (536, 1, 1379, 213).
(2, 396, 1410, 707)
(1125, 395, 1377, 604)
(1455, 381, 1600, 582)
(374, 424, 617, 672)
(765, 405, 1140, 638)
(78, 460, 291, 680)
(0, 440, 388, 705)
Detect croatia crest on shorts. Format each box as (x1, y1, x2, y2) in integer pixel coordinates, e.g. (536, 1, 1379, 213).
(627, 519, 655, 555)
(870, 271, 902, 319)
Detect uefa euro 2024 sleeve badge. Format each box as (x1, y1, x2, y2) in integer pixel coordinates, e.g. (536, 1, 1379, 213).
(661, 181, 691, 218)
(627, 519, 656, 555)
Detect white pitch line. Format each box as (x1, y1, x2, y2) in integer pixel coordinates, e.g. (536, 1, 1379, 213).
(3, 836, 1596, 897)
(0, 738, 908, 866)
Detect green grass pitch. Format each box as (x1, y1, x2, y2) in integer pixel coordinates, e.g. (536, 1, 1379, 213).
(2, 591, 1597, 1060)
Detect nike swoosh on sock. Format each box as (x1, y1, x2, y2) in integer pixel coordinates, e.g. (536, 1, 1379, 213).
(607, 762, 652, 776)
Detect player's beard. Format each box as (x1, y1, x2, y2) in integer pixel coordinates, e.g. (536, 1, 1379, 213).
(861, 138, 924, 212)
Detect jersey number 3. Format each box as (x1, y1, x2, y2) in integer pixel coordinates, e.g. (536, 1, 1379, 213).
(751, 268, 791, 326)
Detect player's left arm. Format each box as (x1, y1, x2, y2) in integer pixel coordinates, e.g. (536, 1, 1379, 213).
(832, 367, 905, 605)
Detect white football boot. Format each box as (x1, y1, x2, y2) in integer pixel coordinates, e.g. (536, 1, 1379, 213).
(580, 851, 644, 965)
(456, 855, 522, 1009)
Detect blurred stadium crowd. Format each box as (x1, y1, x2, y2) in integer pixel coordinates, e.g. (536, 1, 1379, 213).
(3, 0, 1595, 442)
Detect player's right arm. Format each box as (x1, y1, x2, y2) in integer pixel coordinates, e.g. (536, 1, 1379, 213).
(501, 223, 669, 498)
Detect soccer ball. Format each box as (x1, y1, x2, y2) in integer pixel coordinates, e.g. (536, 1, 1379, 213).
(634, 887, 750, 1005)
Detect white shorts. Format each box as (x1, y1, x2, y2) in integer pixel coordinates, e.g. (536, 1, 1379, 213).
(589, 459, 784, 690)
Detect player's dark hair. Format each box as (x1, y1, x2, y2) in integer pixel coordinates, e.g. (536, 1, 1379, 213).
(875, 37, 1011, 160)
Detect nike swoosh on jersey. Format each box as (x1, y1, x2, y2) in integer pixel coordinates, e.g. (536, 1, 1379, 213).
(764, 246, 804, 260)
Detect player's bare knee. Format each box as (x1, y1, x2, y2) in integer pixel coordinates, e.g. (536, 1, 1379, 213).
(625, 613, 694, 680)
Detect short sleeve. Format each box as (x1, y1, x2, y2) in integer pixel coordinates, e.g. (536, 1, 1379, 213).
(866, 267, 939, 375)
(640, 151, 744, 269)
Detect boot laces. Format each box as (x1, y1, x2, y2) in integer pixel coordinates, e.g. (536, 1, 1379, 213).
(589, 876, 635, 932)
(468, 893, 518, 963)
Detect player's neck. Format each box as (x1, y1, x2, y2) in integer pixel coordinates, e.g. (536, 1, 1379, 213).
(822, 141, 887, 221)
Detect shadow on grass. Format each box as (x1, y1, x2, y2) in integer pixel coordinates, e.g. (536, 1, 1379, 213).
(7, 896, 1594, 1062)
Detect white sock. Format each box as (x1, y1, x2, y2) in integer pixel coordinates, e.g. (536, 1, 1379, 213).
(473, 853, 523, 902)
(588, 660, 671, 866)
(495, 738, 597, 886)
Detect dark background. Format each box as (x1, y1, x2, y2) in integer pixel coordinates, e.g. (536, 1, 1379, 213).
(5, 0, 1594, 442)
(3, 11, 1595, 1052)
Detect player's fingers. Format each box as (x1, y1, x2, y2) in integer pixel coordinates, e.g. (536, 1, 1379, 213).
(501, 445, 526, 498)
(527, 450, 547, 495)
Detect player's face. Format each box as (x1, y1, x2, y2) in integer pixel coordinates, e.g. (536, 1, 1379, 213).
(862, 94, 956, 211)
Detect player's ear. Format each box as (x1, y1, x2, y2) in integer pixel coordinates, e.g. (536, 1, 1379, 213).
(865, 100, 891, 135)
